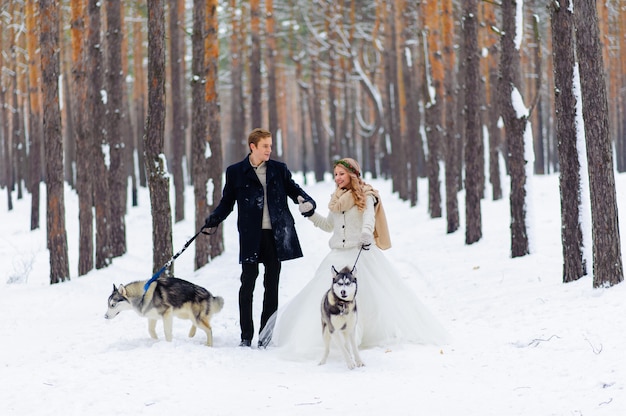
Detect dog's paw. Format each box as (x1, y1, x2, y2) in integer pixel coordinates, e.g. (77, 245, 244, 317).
(356, 360, 365, 368)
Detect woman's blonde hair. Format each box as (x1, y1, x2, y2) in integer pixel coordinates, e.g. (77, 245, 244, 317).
(334, 158, 368, 211)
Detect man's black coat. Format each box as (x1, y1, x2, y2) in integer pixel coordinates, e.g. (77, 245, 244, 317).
(209, 157, 313, 264)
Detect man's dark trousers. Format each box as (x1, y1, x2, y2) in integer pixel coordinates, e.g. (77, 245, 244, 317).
(239, 230, 281, 342)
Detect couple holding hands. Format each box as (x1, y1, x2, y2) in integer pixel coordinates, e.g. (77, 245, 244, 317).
(204, 128, 449, 358)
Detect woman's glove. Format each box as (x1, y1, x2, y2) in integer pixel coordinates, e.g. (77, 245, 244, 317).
(297, 196, 316, 217)
(359, 232, 373, 250)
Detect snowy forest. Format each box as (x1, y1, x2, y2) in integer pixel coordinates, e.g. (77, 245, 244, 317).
(0, 0, 623, 288)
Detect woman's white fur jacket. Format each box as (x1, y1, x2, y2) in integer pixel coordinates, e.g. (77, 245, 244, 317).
(307, 195, 375, 249)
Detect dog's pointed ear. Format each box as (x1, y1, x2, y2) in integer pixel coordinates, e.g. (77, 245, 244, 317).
(118, 284, 126, 296)
(112, 283, 117, 292)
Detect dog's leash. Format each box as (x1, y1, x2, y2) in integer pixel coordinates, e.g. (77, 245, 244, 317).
(143, 225, 217, 292)
(351, 245, 366, 273)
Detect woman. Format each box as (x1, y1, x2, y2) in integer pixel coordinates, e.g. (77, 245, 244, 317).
(261, 158, 450, 359)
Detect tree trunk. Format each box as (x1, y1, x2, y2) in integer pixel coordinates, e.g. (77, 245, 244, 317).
(249, 0, 263, 128)
(40, 0, 70, 284)
(145, 0, 173, 275)
(442, 0, 459, 233)
(88, 0, 112, 269)
(382, 0, 401, 194)
(550, 1, 586, 283)
(63, 59, 75, 190)
(531, 15, 545, 175)
(393, 0, 408, 201)
(500, 0, 530, 258)
(70, 0, 94, 276)
(192, 0, 210, 269)
(464, 0, 482, 245)
(63, 44, 76, 190)
(228, 0, 246, 166)
(206, 0, 224, 259)
(132, 18, 147, 190)
(310, 57, 327, 181)
(1, 25, 12, 211)
(328, 42, 338, 161)
(401, 1, 420, 207)
(120, 15, 135, 211)
(619, 6, 626, 173)
(10, 2, 25, 203)
(107, 0, 127, 258)
(421, 0, 442, 218)
(296, 67, 309, 181)
(574, 0, 624, 288)
(266, 0, 279, 151)
(26, 0, 43, 231)
(170, 0, 186, 223)
(481, 1, 503, 201)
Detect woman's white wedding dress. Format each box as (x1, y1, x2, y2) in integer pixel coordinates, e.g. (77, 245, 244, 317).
(261, 191, 450, 360)
(264, 244, 450, 360)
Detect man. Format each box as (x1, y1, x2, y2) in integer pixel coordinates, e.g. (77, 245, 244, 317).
(204, 128, 316, 347)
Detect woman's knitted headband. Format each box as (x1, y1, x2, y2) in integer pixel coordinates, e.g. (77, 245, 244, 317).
(334, 159, 360, 177)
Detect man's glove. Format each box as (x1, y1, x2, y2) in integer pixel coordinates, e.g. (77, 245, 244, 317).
(359, 232, 373, 250)
(204, 215, 218, 229)
(297, 196, 316, 218)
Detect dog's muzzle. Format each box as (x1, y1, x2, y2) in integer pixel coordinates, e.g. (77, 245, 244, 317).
(104, 310, 119, 319)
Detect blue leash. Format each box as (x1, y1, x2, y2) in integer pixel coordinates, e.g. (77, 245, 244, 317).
(143, 226, 215, 292)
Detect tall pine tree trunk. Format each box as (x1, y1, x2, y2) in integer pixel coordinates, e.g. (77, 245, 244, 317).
(192, 0, 210, 269)
(500, 0, 530, 258)
(481, 1, 503, 201)
(574, 0, 624, 288)
(228, 0, 245, 165)
(206, 0, 224, 259)
(421, 0, 442, 218)
(463, 0, 482, 245)
(442, 0, 459, 232)
(26, 0, 43, 231)
(40, 0, 70, 284)
(145, 0, 173, 275)
(1, 28, 13, 212)
(170, 0, 186, 223)
(71, 0, 94, 276)
(266, 0, 279, 148)
(107, 0, 127, 258)
(310, 57, 327, 181)
(226, 0, 246, 164)
(550, 1, 586, 283)
(10, 2, 25, 203)
(393, 0, 409, 201)
(401, 1, 420, 207)
(249, 0, 263, 128)
(132, 18, 147, 190)
(88, 0, 112, 269)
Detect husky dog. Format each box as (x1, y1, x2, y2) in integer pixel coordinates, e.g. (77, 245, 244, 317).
(319, 266, 364, 369)
(105, 277, 224, 346)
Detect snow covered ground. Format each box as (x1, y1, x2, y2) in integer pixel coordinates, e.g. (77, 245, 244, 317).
(1, 171, 625, 415)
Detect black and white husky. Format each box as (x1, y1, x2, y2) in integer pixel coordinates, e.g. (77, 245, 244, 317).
(319, 266, 365, 369)
(105, 277, 224, 346)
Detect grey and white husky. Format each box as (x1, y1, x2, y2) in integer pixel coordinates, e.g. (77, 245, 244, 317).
(319, 266, 365, 369)
(105, 277, 224, 346)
